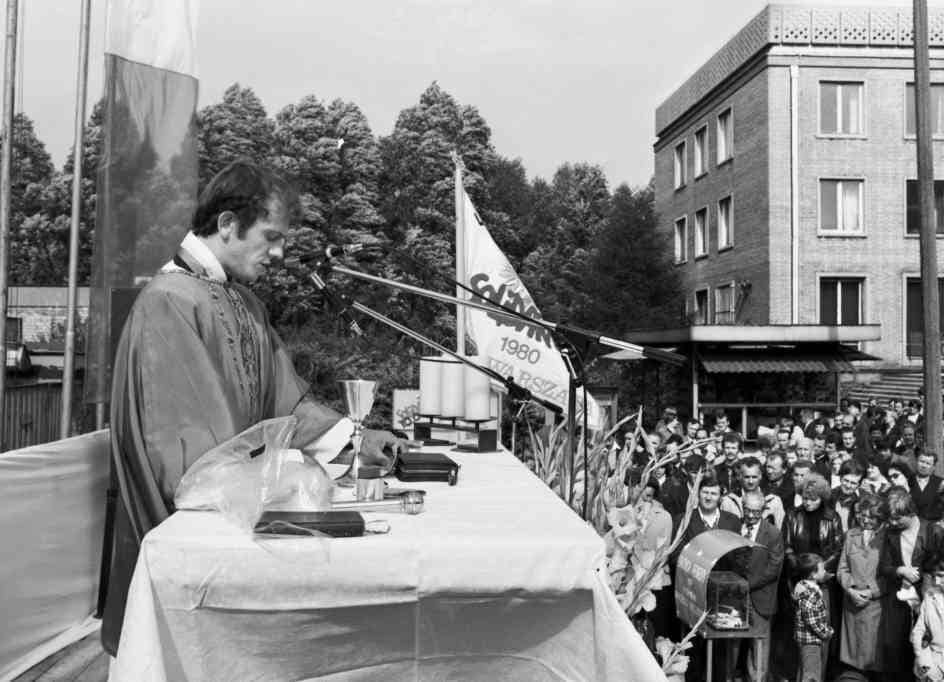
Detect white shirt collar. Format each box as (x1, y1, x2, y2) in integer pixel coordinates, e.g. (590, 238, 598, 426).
(699, 508, 720, 527)
(161, 231, 228, 282)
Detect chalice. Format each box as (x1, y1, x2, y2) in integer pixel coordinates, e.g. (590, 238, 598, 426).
(335, 379, 377, 487)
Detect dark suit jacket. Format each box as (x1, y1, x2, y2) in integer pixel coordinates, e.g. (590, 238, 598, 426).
(743, 519, 785, 617)
(911, 474, 943, 521)
(671, 509, 741, 567)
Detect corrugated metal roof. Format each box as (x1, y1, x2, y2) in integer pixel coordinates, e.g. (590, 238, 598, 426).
(700, 352, 854, 374)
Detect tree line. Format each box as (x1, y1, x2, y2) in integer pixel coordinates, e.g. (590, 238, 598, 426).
(6, 81, 683, 421)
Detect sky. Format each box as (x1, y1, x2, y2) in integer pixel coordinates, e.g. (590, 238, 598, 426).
(9, 0, 919, 190)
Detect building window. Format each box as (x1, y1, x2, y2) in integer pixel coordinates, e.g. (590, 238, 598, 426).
(819, 179, 863, 233)
(717, 108, 732, 163)
(819, 82, 863, 135)
(694, 125, 707, 176)
(693, 289, 709, 325)
(674, 217, 688, 263)
(905, 277, 944, 358)
(674, 141, 687, 188)
(819, 278, 863, 325)
(694, 208, 708, 257)
(905, 83, 944, 136)
(905, 179, 944, 234)
(714, 283, 735, 324)
(718, 196, 732, 248)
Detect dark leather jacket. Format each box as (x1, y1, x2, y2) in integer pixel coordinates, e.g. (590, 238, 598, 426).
(783, 506, 844, 575)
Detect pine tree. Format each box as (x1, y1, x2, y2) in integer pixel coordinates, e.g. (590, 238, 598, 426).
(197, 84, 275, 188)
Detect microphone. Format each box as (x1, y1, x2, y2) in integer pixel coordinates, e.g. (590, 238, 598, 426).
(283, 258, 363, 337)
(324, 243, 365, 259)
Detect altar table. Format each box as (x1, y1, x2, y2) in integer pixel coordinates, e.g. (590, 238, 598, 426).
(110, 449, 665, 681)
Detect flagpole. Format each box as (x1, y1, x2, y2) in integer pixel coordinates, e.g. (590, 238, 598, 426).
(453, 153, 466, 355)
(61, 0, 92, 439)
(0, 0, 18, 449)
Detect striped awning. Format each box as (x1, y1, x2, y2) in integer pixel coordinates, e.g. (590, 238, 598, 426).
(699, 350, 856, 374)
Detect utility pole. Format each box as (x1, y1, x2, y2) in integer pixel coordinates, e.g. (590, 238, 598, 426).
(0, 0, 18, 450)
(914, 0, 944, 468)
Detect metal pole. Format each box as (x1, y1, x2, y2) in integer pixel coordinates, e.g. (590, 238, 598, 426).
(0, 0, 18, 450)
(454, 158, 466, 355)
(61, 0, 92, 439)
(914, 0, 944, 467)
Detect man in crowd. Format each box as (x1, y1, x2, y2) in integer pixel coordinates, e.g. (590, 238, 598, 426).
(763, 451, 794, 513)
(721, 456, 785, 528)
(715, 432, 743, 495)
(101, 160, 404, 655)
(791, 459, 813, 509)
(729, 489, 785, 682)
(913, 450, 943, 522)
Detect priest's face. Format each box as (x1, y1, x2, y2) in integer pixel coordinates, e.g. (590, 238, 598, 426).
(222, 197, 288, 282)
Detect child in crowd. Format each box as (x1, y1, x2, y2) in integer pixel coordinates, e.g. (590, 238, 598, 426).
(913, 555, 944, 682)
(794, 552, 834, 682)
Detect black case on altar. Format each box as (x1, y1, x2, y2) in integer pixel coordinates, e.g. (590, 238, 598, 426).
(395, 451, 460, 485)
(253, 511, 365, 537)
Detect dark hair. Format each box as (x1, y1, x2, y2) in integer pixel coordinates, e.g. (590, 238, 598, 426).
(683, 454, 707, 475)
(931, 554, 944, 574)
(766, 450, 786, 468)
(888, 457, 916, 484)
(666, 433, 685, 447)
(192, 159, 300, 238)
(919, 451, 940, 463)
(848, 399, 862, 410)
(854, 491, 887, 520)
(739, 456, 762, 472)
(838, 459, 863, 479)
(699, 471, 722, 491)
(793, 458, 814, 472)
(722, 432, 742, 446)
(839, 427, 854, 437)
(825, 431, 841, 447)
(796, 553, 823, 580)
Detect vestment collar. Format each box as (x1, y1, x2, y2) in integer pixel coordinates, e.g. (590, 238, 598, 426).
(161, 232, 228, 282)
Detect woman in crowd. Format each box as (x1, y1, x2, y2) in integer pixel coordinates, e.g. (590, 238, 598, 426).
(879, 486, 936, 678)
(887, 458, 917, 493)
(836, 492, 887, 677)
(783, 473, 845, 676)
(862, 457, 891, 495)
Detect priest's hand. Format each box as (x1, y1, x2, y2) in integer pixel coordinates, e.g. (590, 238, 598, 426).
(360, 429, 409, 470)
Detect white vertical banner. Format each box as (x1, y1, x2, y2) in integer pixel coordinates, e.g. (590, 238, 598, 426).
(462, 189, 601, 428)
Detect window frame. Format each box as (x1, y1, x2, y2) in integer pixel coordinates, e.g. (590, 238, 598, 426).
(716, 107, 733, 165)
(903, 82, 944, 139)
(903, 177, 944, 237)
(693, 287, 710, 326)
(694, 206, 708, 258)
(693, 124, 708, 178)
(717, 195, 733, 251)
(674, 140, 687, 189)
(816, 275, 865, 327)
(674, 216, 688, 264)
(902, 273, 944, 361)
(817, 177, 866, 236)
(713, 280, 736, 324)
(817, 80, 866, 138)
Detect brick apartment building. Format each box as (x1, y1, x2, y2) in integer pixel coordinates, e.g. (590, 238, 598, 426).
(641, 4, 944, 431)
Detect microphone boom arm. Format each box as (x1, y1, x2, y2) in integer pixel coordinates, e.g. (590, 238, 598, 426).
(328, 264, 686, 366)
(299, 270, 562, 414)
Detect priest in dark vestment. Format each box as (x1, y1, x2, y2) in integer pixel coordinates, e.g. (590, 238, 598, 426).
(101, 160, 403, 655)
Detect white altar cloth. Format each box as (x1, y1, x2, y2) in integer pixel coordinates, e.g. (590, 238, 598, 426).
(111, 449, 665, 681)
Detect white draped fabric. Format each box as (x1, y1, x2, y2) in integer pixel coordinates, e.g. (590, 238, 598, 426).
(111, 449, 664, 681)
(0, 430, 110, 681)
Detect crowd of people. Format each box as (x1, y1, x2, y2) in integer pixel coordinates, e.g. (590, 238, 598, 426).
(623, 398, 944, 682)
